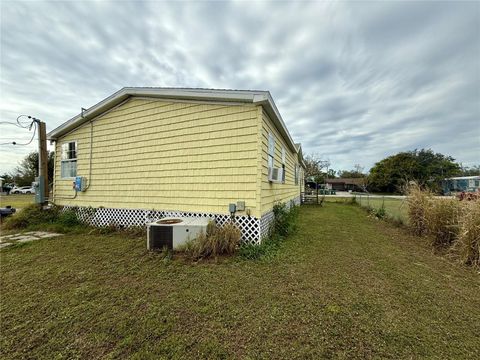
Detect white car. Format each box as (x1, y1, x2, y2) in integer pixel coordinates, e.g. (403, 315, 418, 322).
(11, 186, 35, 194)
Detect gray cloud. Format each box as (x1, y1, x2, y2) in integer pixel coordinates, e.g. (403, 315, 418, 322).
(1, 0, 479, 174)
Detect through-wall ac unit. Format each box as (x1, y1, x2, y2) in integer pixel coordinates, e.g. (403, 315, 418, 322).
(147, 217, 211, 250)
(268, 167, 283, 183)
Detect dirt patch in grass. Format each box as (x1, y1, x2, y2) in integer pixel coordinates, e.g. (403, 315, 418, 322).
(1, 204, 479, 359)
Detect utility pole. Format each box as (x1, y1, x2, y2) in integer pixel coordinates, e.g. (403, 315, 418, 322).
(37, 120, 49, 202)
(28, 116, 49, 205)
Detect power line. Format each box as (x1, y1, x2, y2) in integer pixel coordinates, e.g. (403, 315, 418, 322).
(0, 121, 24, 128)
(0, 115, 38, 146)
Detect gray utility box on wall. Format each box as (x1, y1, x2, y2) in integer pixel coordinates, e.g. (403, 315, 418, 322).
(33, 176, 45, 204)
(147, 217, 211, 250)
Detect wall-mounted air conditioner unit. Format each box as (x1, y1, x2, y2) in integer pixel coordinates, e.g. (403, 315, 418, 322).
(147, 217, 211, 250)
(268, 167, 283, 183)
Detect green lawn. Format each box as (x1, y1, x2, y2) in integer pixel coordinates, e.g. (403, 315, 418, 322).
(1, 204, 479, 359)
(0, 194, 35, 209)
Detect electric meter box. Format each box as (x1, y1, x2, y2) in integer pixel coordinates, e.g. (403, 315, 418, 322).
(74, 176, 87, 192)
(34, 176, 45, 204)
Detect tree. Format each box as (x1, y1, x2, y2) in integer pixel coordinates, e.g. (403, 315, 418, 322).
(459, 165, 480, 176)
(0, 172, 14, 184)
(326, 169, 337, 179)
(368, 149, 461, 193)
(303, 153, 330, 183)
(10, 151, 55, 186)
(338, 165, 365, 179)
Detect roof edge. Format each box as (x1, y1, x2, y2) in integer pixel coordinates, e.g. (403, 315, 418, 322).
(47, 87, 299, 153)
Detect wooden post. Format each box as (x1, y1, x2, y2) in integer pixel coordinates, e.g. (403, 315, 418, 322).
(38, 121, 49, 202)
(316, 183, 319, 205)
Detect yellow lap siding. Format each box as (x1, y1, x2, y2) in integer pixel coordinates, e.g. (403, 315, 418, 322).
(259, 109, 301, 215)
(54, 98, 259, 217)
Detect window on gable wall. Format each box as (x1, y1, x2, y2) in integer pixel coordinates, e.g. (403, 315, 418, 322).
(61, 141, 77, 178)
(268, 133, 275, 170)
(281, 146, 286, 183)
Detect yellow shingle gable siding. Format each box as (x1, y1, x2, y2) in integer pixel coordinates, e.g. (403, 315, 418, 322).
(259, 109, 301, 215)
(54, 98, 260, 216)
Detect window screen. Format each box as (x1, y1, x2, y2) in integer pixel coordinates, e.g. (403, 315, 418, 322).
(61, 141, 77, 178)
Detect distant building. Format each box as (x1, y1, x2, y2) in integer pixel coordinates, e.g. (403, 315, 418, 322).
(441, 176, 480, 194)
(326, 178, 367, 192)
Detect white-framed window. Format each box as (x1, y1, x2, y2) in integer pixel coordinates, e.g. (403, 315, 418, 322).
(61, 141, 77, 178)
(295, 164, 299, 185)
(281, 146, 286, 183)
(268, 133, 275, 169)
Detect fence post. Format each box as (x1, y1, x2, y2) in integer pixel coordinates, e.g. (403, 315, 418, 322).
(316, 184, 319, 205)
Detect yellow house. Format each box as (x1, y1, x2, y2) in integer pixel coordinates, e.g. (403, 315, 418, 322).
(47, 88, 305, 243)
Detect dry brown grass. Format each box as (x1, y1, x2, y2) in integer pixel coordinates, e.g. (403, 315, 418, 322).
(407, 183, 480, 269)
(454, 200, 480, 269)
(181, 221, 241, 260)
(425, 197, 462, 248)
(406, 183, 431, 236)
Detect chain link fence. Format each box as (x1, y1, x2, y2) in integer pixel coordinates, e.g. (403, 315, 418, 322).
(303, 191, 409, 224)
(356, 194, 408, 223)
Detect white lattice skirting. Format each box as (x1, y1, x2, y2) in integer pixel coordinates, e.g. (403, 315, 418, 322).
(65, 206, 270, 245)
(258, 196, 301, 239)
(64, 197, 301, 245)
(293, 196, 301, 206)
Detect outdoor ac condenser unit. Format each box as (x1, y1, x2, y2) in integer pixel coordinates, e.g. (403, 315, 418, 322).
(147, 217, 211, 250)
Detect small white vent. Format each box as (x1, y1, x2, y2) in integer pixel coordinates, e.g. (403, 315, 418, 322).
(268, 167, 283, 183)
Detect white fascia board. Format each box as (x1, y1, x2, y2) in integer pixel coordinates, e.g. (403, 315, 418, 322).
(47, 88, 130, 140)
(295, 144, 306, 168)
(127, 87, 261, 103)
(252, 92, 297, 153)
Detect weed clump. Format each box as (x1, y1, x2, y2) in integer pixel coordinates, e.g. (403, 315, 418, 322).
(406, 183, 480, 269)
(406, 183, 431, 236)
(57, 209, 82, 227)
(3, 204, 61, 230)
(370, 204, 386, 219)
(425, 197, 461, 248)
(272, 202, 299, 237)
(181, 221, 241, 260)
(2, 204, 85, 233)
(239, 202, 299, 260)
(453, 200, 480, 269)
(237, 233, 282, 260)
(407, 183, 461, 247)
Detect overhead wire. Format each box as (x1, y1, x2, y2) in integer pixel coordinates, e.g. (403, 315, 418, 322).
(0, 115, 37, 146)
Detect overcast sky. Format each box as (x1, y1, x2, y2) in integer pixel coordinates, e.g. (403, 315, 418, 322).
(1, 0, 479, 174)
